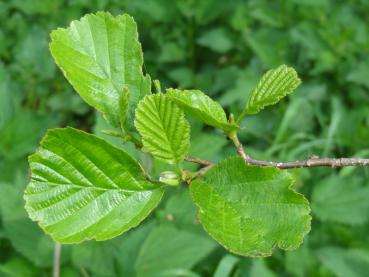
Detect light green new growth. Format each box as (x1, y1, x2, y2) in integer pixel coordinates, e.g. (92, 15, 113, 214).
(134, 94, 190, 166)
(50, 12, 151, 128)
(190, 157, 311, 257)
(166, 89, 238, 132)
(237, 64, 301, 123)
(25, 127, 164, 243)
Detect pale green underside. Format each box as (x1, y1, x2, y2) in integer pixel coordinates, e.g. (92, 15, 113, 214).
(190, 157, 311, 257)
(134, 94, 190, 165)
(25, 127, 164, 243)
(238, 64, 301, 121)
(166, 89, 238, 132)
(50, 12, 151, 128)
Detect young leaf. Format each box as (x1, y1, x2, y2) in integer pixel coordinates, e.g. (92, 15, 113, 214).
(24, 127, 164, 243)
(167, 89, 238, 132)
(50, 12, 151, 128)
(134, 94, 190, 165)
(190, 157, 311, 257)
(237, 65, 301, 122)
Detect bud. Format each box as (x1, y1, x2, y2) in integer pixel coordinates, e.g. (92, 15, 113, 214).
(159, 171, 180, 186)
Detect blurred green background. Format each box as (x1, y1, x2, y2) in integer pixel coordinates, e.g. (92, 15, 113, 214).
(1, 0, 369, 276)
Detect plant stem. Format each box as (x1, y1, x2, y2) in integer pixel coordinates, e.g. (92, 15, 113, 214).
(228, 133, 248, 161)
(53, 242, 61, 277)
(184, 156, 213, 166)
(196, 164, 215, 175)
(229, 133, 369, 169)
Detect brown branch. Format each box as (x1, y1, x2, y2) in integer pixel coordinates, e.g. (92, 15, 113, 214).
(229, 133, 369, 169)
(243, 156, 369, 169)
(185, 156, 213, 166)
(196, 163, 215, 175)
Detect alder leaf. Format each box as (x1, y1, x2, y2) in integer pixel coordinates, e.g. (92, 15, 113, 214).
(238, 65, 301, 122)
(134, 94, 190, 165)
(167, 89, 238, 132)
(24, 127, 164, 243)
(50, 12, 151, 128)
(190, 157, 311, 257)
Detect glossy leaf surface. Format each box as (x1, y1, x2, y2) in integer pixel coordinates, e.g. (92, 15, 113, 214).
(167, 89, 237, 132)
(50, 12, 151, 127)
(24, 127, 164, 243)
(238, 65, 301, 121)
(190, 157, 311, 257)
(134, 94, 190, 165)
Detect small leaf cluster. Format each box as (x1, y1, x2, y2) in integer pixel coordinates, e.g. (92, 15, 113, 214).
(25, 12, 311, 257)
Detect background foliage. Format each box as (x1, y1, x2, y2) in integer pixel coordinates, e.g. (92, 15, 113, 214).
(0, 0, 369, 276)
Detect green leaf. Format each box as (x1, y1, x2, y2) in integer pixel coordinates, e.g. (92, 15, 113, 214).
(312, 175, 369, 225)
(71, 240, 120, 276)
(119, 87, 130, 131)
(157, 187, 201, 231)
(0, 110, 56, 160)
(213, 255, 239, 277)
(238, 65, 301, 121)
(317, 247, 369, 277)
(250, 260, 277, 277)
(190, 157, 311, 257)
(285, 242, 315, 277)
(0, 183, 54, 267)
(167, 89, 238, 132)
(24, 127, 164, 243)
(134, 94, 190, 165)
(135, 224, 217, 276)
(0, 257, 39, 277)
(116, 221, 156, 277)
(50, 12, 151, 127)
(197, 28, 234, 53)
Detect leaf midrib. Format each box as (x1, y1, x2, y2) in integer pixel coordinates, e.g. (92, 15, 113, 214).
(30, 179, 159, 193)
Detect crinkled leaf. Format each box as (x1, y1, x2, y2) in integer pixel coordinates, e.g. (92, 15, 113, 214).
(238, 65, 301, 121)
(190, 157, 311, 257)
(167, 89, 238, 132)
(50, 12, 151, 128)
(134, 94, 190, 165)
(24, 127, 164, 243)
